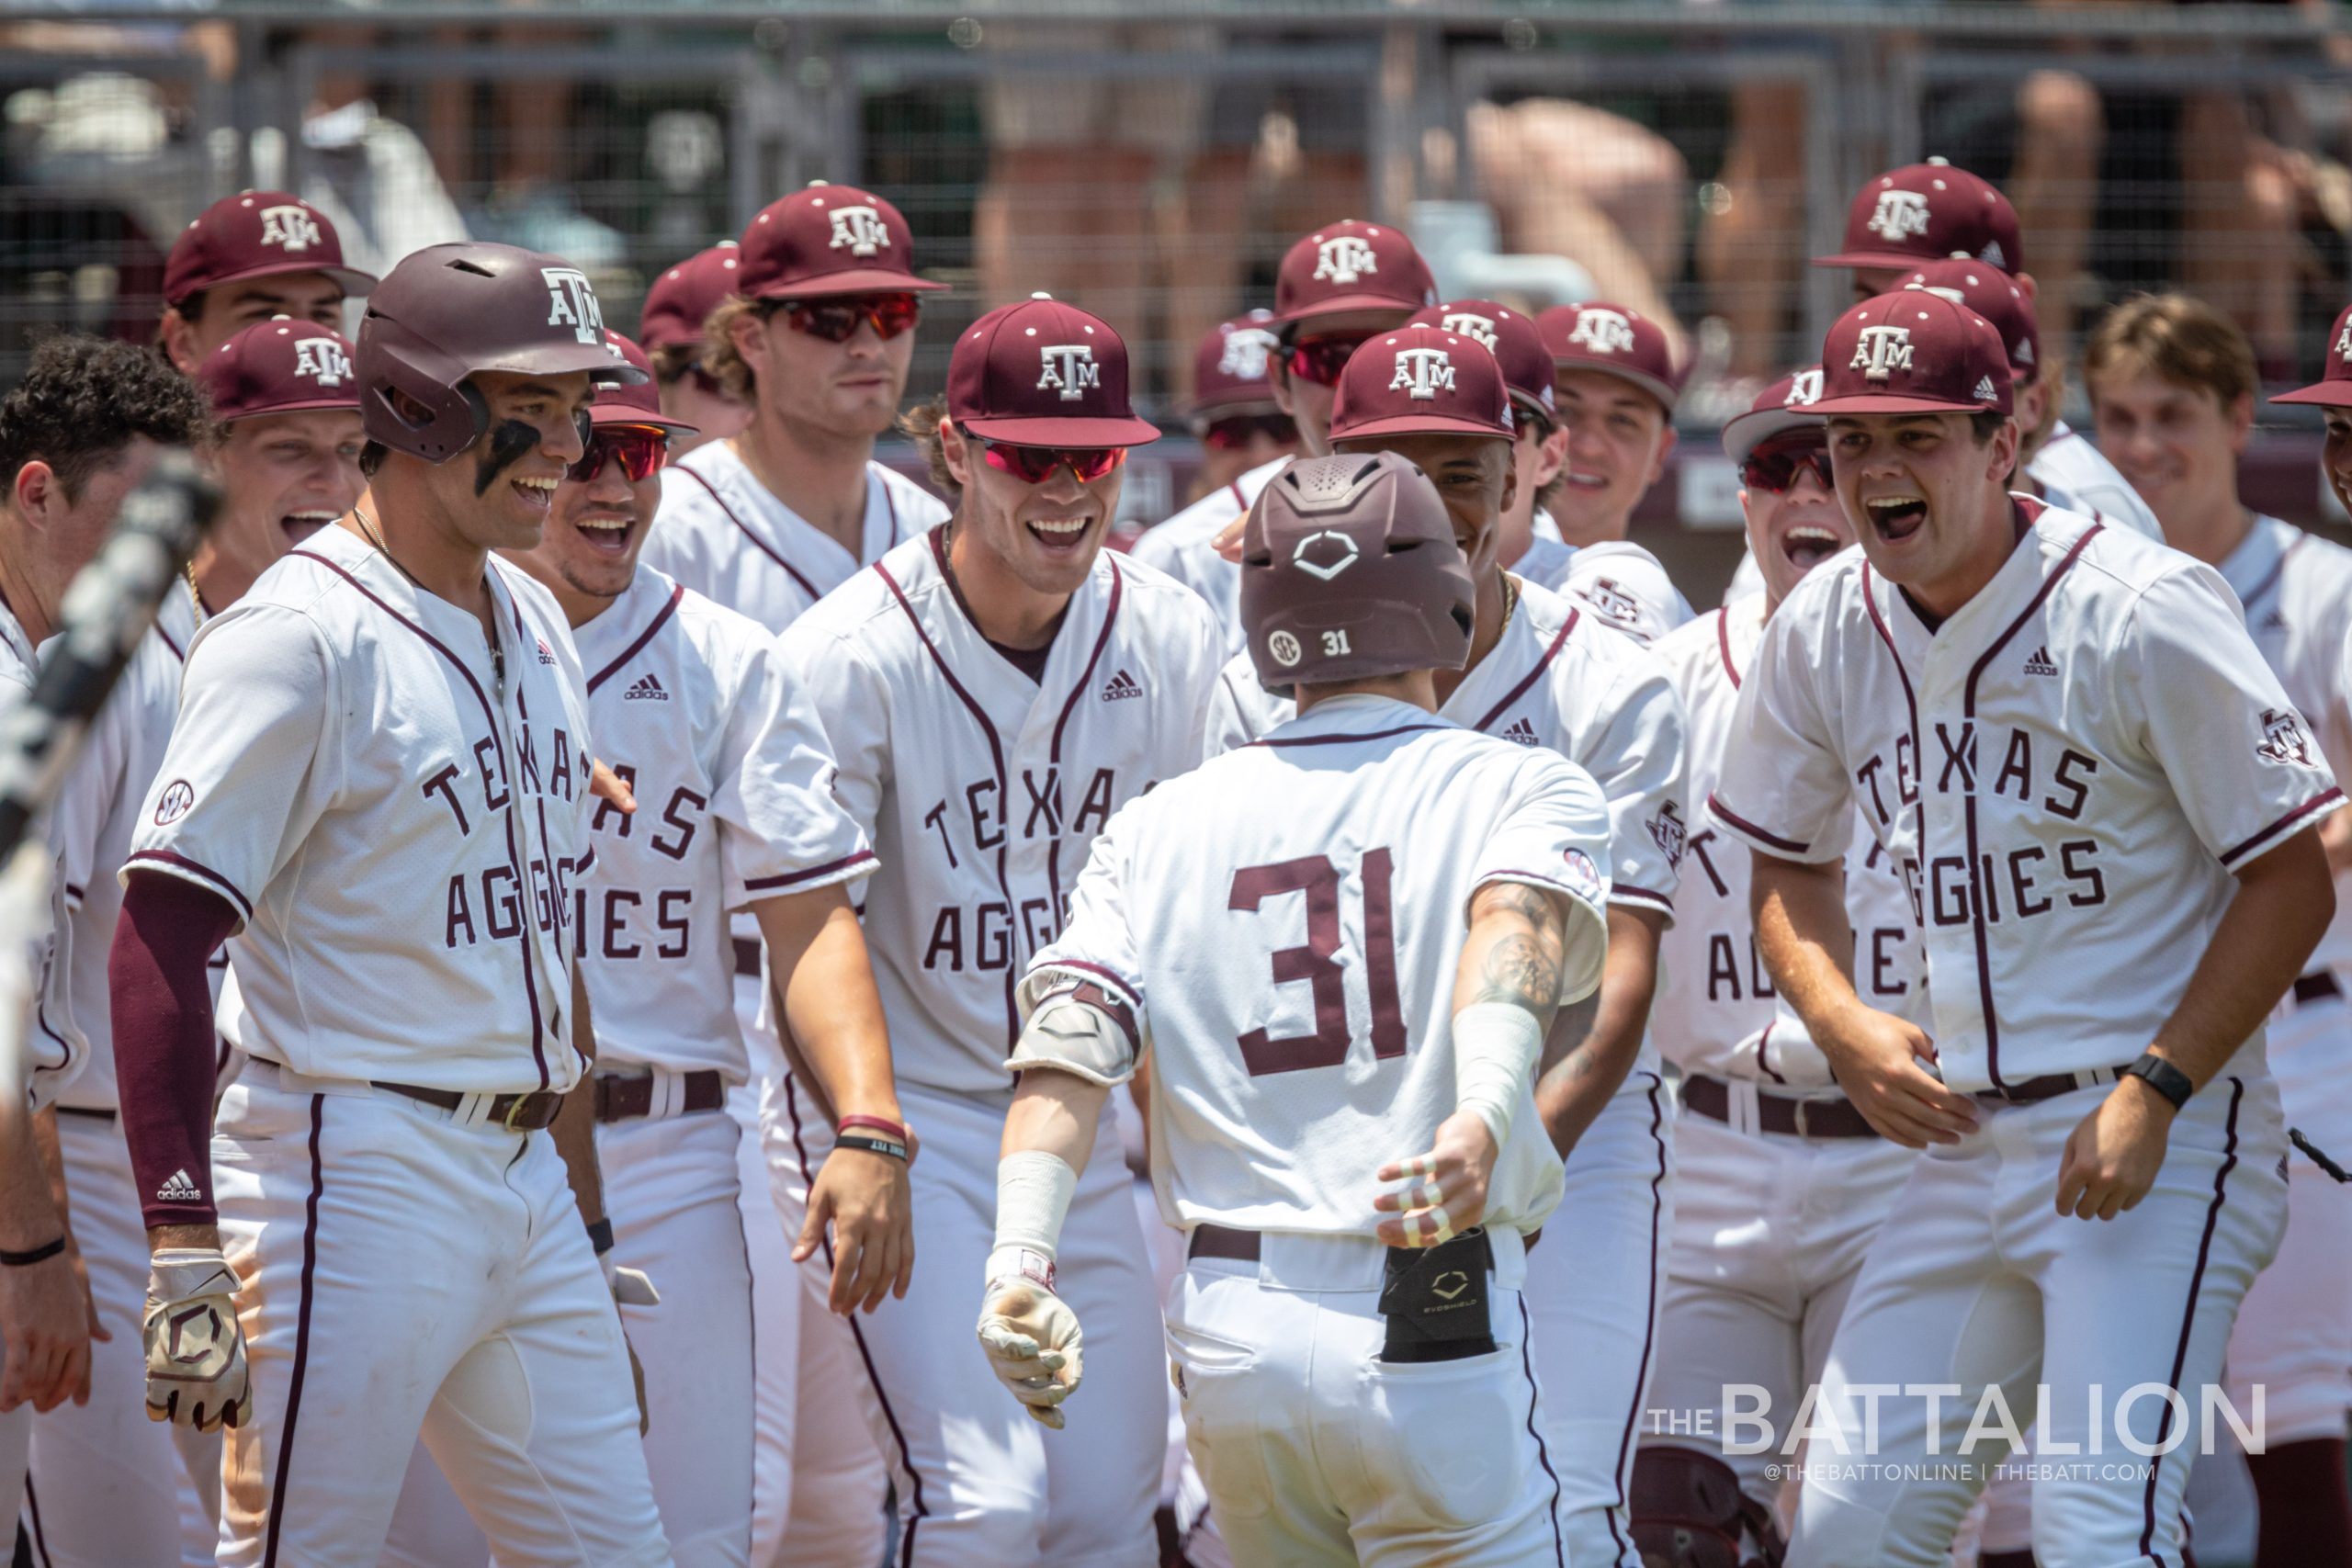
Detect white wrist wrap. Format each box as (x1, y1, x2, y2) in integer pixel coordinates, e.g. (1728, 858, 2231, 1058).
(1453, 1001, 1545, 1150)
(988, 1149, 1079, 1291)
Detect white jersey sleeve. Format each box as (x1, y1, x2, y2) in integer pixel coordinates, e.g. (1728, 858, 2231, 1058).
(1551, 539, 1696, 647)
(1707, 573, 1857, 867)
(715, 629, 874, 908)
(2027, 425, 2164, 544)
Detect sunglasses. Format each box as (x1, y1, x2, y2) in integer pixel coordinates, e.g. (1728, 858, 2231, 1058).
(1201, 413, 1296, 452)
(567, 428, 669, 484)
(780, 293, 922, 344)
(1740, 439, 1835, 494)
(1284, 335, 1368, 388)
(972, 431, 1127, 485)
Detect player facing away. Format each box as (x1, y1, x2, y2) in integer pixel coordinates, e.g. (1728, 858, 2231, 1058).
(1205, 323, 1691, 1568)
(780, 294, 1221, 1566)
(156, 190, 376, 376)
(979, 450, 1615, 1565)
(107, 243, 673, 1567)
(1631, 366, 1926, 1564)
(1709, 290, 2339, 1566)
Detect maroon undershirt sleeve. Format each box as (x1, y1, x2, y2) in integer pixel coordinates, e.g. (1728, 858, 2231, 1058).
(110, 870, 241, 1228)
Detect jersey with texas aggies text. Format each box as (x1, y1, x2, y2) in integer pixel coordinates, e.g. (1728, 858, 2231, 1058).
(2222, 515, 2352, 974)
(127, 524, 597, 1094)
(1710, 499, 2342, 1093)
(1, 596, 82, 1110)
(782, 529, 1223, 1095)
(1128, 455, 1286, 656)
(643, 442, 948, 633)
(1027, 694, 1614, 1235)
(568, 568, 873, 1080)
(1650, 593, 1926, 1089)
(1207, 574, 1689, 1081)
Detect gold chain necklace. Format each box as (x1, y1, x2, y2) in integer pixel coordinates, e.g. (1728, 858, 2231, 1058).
(184, 558, 207, 628)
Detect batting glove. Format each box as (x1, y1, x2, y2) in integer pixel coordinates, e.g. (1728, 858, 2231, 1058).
(977, 1249, 1082, 1430)
(142, 1247, 247, 1432)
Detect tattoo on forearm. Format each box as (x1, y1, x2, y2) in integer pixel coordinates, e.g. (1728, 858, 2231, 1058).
(1475, 932, 1560, 1013)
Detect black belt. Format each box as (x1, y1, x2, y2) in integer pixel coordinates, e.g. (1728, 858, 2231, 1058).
(593, 1069, 728, 1124)
(371, 1080, 565, 1130)
(1682, 1074, 1880, 1140)
(1188, 1224, 1261, 1262)
(2295, 970, 2342, 1007)
(54, 1104, 117, 1122)
(734, 938, 763, 979)
(1977, 1066, 2122, 1106)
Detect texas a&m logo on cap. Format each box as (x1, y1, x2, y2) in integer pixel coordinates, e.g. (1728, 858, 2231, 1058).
(293, 337, 352, 386)
(1850, 324, 1915, 381)
(1567, 308, 1637, 357)
(1218, 325, 1275, 380)
(1787, 367, 1825, 407)
(2336, 319, 2352, 363)
(1440, 310, 1498, 351)
(827, 204, 891, 257)
(257, 203, 323, 253)
(1314, 234, 1378, 286)
(1866, 189, 1932, 243)
(542, 268, 606, 344)
(1037, 344, 1100, 401)
(1388, 346, 1456, 400)
(2257, 707, 2313, 767)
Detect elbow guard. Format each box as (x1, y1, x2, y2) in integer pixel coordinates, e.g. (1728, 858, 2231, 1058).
(1004, 977, 1141, 1086)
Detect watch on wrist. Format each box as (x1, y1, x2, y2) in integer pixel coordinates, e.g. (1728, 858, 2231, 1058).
(2122, 1053, 2194, 1111)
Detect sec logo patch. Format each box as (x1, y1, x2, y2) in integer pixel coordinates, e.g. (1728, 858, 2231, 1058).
(1561, 847, 1603, 902)
(154, 779, 195, 825)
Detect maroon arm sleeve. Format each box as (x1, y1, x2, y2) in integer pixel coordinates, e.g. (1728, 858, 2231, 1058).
(110, 870, 240, 1228)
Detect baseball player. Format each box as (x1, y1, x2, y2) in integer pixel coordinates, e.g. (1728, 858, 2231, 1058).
(1180, 310, 1297, 504)
(25, 320, 356, 1568)
(981, 449, 1615, 1564)
(1131, 219, 1437, 653)
(1710, 289, 2334, 1565)
(1, 337, 205, 1542)
(1630, 366, 1925, 1565)
(107, 243, 671, 1566)
(1207, 324, 1690, 1567)
(638, 243, 751, 455)
(779, 294, 1221, 1566)
(2086, 293, 2352, 1563)
(157, 190, 376, 377)
(641, 181, 947, 1566)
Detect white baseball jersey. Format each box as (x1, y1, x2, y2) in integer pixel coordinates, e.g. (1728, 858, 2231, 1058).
(2222, 514, 2352, 973)
(1515, 536, 1695, 647)
(1649, 593, 1927, 1090)
(1207, 575, 1689, 1081)
(0, 598, 82, 1110)
(782, 532, 1223, 1095)
(1710, 499, 2342, 1092)
(568, 566, 874, 1081)
(127, 524, 598, 1093)
(642, 441, 948, 633)
(1127, 455, 1286, 655)
(1028, 693, 1614, 1236)
(2028, 422, 2163, 543)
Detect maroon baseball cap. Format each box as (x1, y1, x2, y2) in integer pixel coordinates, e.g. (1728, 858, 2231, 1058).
(589, 333, 697, 435)
(949, 294, 1158, 448)
(1408, 299, 1555, 423)
(198, 318, 362, 423)
(1192, 310, 1283, 421)
(1815, 160, 2025, 275)
(1329, 325, 1515, 444)
(164, 191, 376, 307)
(1721, 365, 1826, 464)
(1815, 292, 2014, 417)
(1535, 301, 1682, 412)
(737, 183, 946, 301)
(2271, 302, 2352, 408)
(639, 242, 742, 351)
(1271, 220, 1436, 333)
(1898, 260, 2038, 380)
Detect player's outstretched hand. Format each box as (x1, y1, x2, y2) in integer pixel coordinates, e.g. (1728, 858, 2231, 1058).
(977, 1269, 1083, 1429)
(1210, 513, 1246, 564)
(1374, 1111, 1498, 1248)
(0, 1237, 95, 1414)
(1815, 1006, 1979, 1149)
(141, 1247, 248, 1432)
(2054, 1077, 2176, 1222)
(798, 1142, 914, 1315)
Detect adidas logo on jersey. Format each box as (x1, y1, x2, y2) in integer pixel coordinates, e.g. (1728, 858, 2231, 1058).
(1100, 669, 1143, 703)
(2023, 646, 2059, 678)
(624, 672, 669, 702)
(1502, 717, 1539, 746)
(156, 1169, 201, 1203)
(536, 637, 555, 665)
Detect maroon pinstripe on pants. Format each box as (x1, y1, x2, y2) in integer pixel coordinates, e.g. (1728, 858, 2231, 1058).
(260, 1093, 326, 1568)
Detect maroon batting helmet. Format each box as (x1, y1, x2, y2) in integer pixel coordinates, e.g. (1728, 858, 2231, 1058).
(1239, 452, 1474, 693)
(356, 243, 646, 463)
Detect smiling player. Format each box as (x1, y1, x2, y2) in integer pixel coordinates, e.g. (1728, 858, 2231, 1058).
(157, 191, 375, 375)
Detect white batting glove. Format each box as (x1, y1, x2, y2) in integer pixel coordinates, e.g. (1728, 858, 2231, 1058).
(977, 1249, 1083, 1430)
(143, 1247, 247, 1432)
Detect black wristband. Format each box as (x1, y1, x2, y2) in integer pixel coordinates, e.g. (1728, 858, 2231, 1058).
(835, 1133, 910, 1163)
(0, 1235, 66, 1268)
(2123, 1053, 2195, 1111)
(584, 1216, 615, 1256)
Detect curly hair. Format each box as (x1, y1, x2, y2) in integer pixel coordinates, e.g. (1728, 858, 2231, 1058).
(898, 395, 959, 499)
(1, 334, 212, 502)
